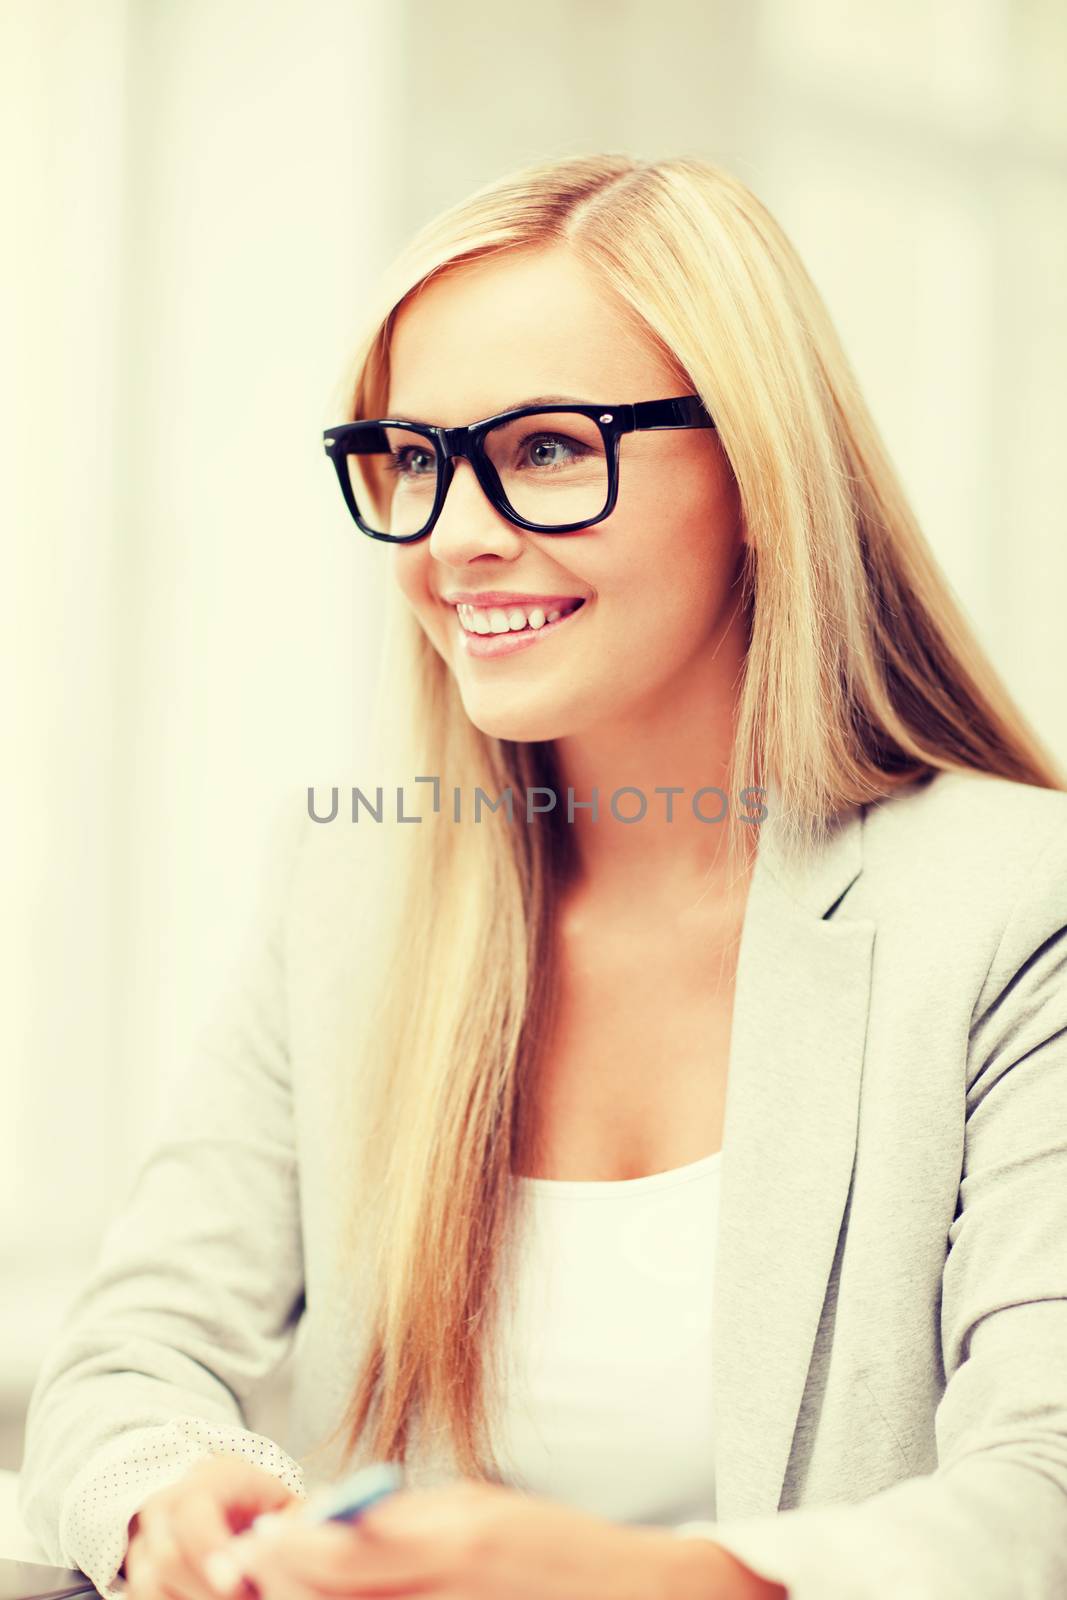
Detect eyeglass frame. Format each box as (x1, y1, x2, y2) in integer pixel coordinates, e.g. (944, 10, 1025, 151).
(321, 393, 717, 543)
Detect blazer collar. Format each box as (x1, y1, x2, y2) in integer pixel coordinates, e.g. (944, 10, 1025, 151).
(712, 796, 875, 1518)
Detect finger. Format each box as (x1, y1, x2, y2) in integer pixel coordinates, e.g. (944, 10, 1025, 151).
(196, 1454, 302, 1532)
(231, 1521, 425, 1597)
(171, 1484, 256, 1590)
(138, 1500, 258, 1600)
(213, 1557, 315, 1600)
(125, 1514, 207, 1600)
(122, 1526, 154, 1596)
(200, 1507, 310, 1597)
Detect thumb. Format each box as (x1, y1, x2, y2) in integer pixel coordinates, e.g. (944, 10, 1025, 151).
(202, 1453, 303, 1532)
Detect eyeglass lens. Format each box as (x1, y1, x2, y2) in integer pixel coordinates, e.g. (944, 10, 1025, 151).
(342, 411, 610, 537)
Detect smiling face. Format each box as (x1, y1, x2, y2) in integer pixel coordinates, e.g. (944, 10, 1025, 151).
(385, 244, 746, 743)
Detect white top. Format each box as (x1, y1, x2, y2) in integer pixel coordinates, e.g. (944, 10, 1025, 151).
(489, 1149, 723, 1525)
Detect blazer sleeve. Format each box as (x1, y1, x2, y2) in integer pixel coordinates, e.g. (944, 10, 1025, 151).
(673, 818, 1067, 1600)
(17, 798, 312, 1600)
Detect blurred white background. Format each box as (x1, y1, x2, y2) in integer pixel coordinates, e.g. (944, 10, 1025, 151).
(2, 0, 1065, 1470)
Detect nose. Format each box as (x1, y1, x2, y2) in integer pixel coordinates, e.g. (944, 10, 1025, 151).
(426, 454, 524, 564)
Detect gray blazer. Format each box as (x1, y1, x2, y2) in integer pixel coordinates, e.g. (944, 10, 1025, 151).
(18, 767, 1067, 1600)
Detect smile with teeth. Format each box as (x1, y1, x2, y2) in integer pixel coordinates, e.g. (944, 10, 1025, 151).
(456, 599, 585, 635)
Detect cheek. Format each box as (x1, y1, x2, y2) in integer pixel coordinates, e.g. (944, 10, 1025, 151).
(390, 548, 456, 662)
(607, 497, 741, 635)
(391, 547, 427, 605)
(391, 549, 445, 636)
(618, 588, 719, 661)
(621, 446, 735, 540)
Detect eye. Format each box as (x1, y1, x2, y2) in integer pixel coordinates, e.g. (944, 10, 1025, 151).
(519, 433, 589, 470)
(388, 445, 436, 478)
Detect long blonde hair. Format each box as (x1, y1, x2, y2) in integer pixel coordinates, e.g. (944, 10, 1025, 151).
(301, 152, 1065, 1486)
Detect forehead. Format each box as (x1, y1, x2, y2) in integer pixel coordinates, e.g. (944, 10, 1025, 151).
(385, 245, 681, 424)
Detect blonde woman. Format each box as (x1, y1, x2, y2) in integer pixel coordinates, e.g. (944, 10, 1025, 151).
(19, 153, 1067, 1600)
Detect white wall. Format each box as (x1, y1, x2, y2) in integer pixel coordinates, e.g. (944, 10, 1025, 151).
(2, 0, 395, 1436)
(749, 0, 1067, 750)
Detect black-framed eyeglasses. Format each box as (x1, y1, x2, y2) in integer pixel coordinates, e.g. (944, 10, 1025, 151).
(321, 394, 716, 543)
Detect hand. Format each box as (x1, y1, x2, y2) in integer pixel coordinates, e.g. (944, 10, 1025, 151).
(211, 1478, 768, 1600)
(122, 1452, 303, 1600)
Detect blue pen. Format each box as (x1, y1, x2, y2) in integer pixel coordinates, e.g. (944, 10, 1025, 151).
(248, 1462, 405, 1538)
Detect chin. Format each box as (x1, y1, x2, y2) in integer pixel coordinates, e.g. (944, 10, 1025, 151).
(458, 697, 575, 746)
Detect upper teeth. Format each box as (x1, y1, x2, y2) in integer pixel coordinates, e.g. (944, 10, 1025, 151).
(456, 601, 579, 635)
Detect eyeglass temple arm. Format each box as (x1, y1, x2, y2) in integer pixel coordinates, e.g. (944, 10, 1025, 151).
(630, 396, 715, 430)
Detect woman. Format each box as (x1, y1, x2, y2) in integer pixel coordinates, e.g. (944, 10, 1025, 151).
(19, 153, 1067, 1600)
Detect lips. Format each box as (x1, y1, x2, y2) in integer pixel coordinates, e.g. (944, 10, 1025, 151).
(444, 591, 588, 610)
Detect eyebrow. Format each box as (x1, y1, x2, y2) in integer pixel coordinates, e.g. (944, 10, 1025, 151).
(507, 393, 592, 408)
(387, 393, 593, 419)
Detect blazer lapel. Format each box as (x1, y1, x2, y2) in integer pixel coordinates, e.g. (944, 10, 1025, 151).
(712, 799, 875, 1520)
